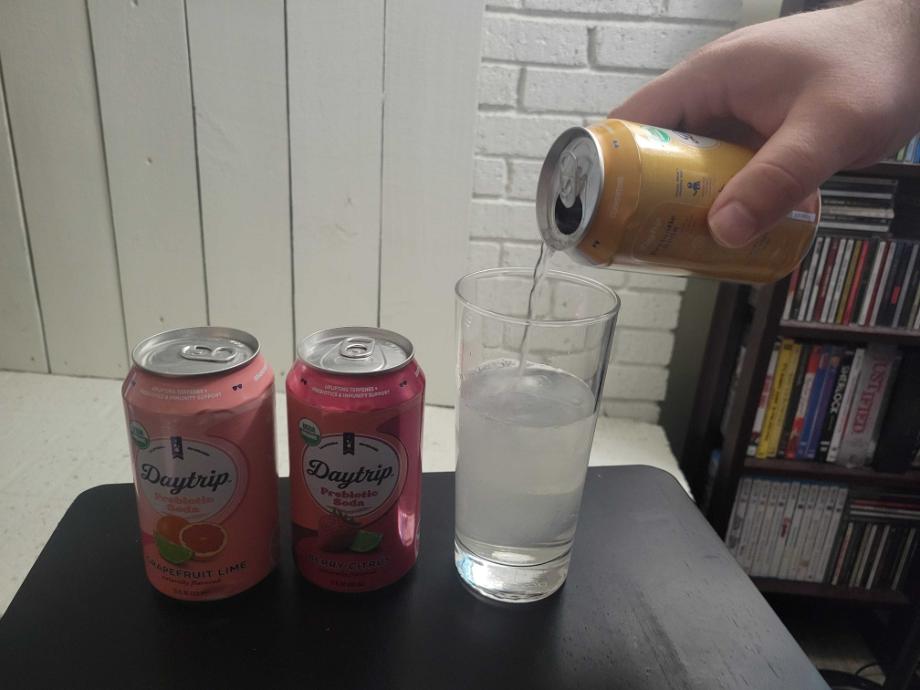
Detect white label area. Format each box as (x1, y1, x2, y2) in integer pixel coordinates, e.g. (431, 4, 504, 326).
(135, 437, 240, 521)
(302, 433, 401, 519)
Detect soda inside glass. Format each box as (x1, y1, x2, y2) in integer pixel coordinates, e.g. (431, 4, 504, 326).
(454, 268, 619, 602)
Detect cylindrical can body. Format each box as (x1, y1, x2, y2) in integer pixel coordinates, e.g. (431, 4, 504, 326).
(537, 119, 821, 284)
(122, 327, 279, 601)
(287, 327, 424, 592)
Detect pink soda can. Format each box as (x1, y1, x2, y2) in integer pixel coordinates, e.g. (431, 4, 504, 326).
(122, 327, 279, 601)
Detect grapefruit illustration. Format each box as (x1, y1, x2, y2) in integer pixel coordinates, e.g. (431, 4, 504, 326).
(155, 515, 188, 544)
(179, 522, 228, 560)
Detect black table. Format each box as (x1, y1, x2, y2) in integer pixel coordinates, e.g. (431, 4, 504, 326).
(0, 466, 828, 689)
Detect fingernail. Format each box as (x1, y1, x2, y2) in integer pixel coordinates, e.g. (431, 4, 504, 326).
(709, 202, 757, 248)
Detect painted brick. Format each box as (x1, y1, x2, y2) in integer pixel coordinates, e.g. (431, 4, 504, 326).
(476, 113, 582, 158)
(594, 23, 726, 70)
(615, 290, 681, 329)
(603, 364, 669, 401)
(667, 0, 742, 21)
(486, 0, 522, 8)
(473, 157, 507, 196)
(523, 68, 652, 113)
(468, 240, 502, 272)
(545, 348, 604, 380)
(482, 16, 587, 66)
(470, 199, 537, 240)
(553, 252, 628, 289)
(478, 64, 519, 107)
(602, 400, 661, 423)
(612, 328, 675, 365)
(508, 159, 543, 200)
(524, 0, 663, 16)
(625, 272, 688, 291)
(500, 240, 542, 267)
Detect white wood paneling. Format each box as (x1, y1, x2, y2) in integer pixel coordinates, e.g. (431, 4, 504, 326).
(0, 1, 127, 377)
(0, 60, 47, 373)
(287, 1, 383, 338)
(88, 0, 207, 349)
(186, 0, 292, 386)
(380, 0, 484, 404)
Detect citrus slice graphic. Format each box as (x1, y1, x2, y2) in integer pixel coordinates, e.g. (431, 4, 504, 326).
(350, 530, 383, 553)
(155, 514, 188, 544)
(179, 522, 228, 560)
(155, 532, 194, 565)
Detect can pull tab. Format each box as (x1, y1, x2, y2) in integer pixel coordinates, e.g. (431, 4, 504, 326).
(339, 336, 375, 360)
(180, 343, 237, 363)
(558, 150, 587, 208)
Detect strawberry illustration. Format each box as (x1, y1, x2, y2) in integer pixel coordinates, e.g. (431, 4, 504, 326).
(317, 510, 360, 552)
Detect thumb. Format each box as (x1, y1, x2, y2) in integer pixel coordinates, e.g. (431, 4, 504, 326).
(708, 111, 848, 248)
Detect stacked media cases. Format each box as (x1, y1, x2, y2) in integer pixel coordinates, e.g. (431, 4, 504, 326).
(746, 339, 920, 473)
(783, 175, 920, 330)
(726, 477, 920, 592)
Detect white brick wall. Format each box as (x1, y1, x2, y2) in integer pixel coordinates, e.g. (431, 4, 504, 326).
(468, 0, 740, 421)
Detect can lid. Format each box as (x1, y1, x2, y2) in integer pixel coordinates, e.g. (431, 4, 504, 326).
(536, 127, 603, 252)
(298, 327, 413, 375)
(132, 327, 259, 377)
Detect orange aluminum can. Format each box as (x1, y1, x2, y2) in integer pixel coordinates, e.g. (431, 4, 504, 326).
(536, 119, 820, 284)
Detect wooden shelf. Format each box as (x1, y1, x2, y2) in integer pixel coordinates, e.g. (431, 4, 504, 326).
(752, 577, 910, 606)
(744, 457, 920, 489)
(849, 161, 920, 179)
(779, 320, 920, 345)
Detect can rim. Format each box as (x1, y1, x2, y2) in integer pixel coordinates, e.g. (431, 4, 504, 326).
(131, 326, 260, 377)
(536, 126, 604, 252)
(297, 326, 415, 375)
(455, 267, 620, 328)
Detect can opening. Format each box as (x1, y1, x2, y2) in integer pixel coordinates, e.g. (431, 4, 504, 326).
(554, 195, 582, 235)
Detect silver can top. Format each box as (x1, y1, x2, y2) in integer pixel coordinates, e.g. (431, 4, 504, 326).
(132, 327, 259, 377)
(298, 327, 414, 376)
(536, 127, 603, 252)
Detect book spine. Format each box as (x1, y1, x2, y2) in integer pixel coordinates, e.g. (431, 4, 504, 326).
(779, 343, 812, 457)
(879, 242, 909, 327)
(749, 341, 781, 455)
(898, 244, 920, 329)
(797, 348, 828, 459)
(805, 486, 840, 582)
(843, 522, 868, 587)
(893, 528, 918, 591)
(831, 521, 855, 585)
(866, 524, 891, 589)
(816, 349, 855, 462)
(893, 244, 919, 327)
(827, 348, 866, 463)
(797, 237, 825, 321)
(752, 482, 782, 576)
(870, 242, 897, 326)
(779, 483, 811, 579)
(757, 339, 794, 459)
(782, 266, 800, 321)
(790, 484, 822, 581)
(851, 523, 876, 587)
(768, 481, 801, 578)
(805, 348, 843, 460)
(737, 479, 767, 571)
(823, 238, 850, 323)
(765, 341, 801, 458)
(843, 240, 871, 324)
(812, 237, 839, 322)
(835, 239, 861, 324)
(725, 476, 753, 554)
(806, 239, 832, 321)
(858, 240, 888, 326)
(909, 261, 920, 330)
(815, 486, 849, 583)
(795, 484, 831, 580)
(836, 345, 899, 467)
(866, 351, 902, 461)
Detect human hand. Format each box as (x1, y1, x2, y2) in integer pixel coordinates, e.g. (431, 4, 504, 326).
(609, 0, 920, 248)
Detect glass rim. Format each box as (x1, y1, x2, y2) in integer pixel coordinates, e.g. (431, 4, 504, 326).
(455, 267, 620, 328)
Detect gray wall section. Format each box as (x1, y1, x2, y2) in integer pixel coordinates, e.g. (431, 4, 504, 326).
(660, 277, 720, 460)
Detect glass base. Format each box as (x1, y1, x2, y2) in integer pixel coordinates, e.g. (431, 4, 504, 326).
(454, 538, 569, 603)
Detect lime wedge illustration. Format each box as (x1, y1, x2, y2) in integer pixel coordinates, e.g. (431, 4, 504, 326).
(350, 530, 382, 553)
(155, 532, 194, 565)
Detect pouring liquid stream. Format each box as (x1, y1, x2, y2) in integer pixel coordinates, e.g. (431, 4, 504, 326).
(518, 242, 555, 373)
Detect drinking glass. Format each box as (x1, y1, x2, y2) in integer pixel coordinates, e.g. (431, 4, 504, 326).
(454, 267, 619, 602)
